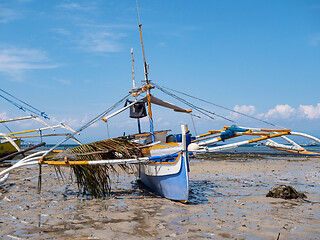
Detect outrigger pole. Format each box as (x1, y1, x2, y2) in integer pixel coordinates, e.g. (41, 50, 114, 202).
(137, 0, 155, 142)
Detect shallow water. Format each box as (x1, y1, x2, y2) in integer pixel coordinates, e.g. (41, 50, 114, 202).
(1, 153, 320, 239)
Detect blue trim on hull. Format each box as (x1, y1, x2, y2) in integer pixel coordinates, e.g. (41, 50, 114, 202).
(138, 153, 189, 201)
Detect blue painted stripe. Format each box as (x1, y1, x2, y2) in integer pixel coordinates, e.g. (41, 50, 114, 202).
(139, 153, 189, 201)
(148, 152, 193, 163)
(148, 153, 179, 162)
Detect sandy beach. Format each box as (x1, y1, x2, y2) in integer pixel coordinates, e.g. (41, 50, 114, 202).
(1, 153, 319, 239)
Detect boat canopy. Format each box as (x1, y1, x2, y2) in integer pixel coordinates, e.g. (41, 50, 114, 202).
(142, 95, 191, 113)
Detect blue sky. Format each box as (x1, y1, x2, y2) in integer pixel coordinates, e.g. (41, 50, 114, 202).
(0, 0, 320, 143)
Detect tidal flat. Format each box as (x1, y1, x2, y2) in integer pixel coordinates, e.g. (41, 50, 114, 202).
(1, 154, 319, 239)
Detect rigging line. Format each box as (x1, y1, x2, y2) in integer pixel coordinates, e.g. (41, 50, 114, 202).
(74, 92, 131, 134)
(190, 114, 198, 137)
(0, 89, 49, 119)
(0, 94, 27, 112)
(158, 85, 284, 128)
(42, 92, 132, 156)
(0, 118, 12, 133)
(136, 0, 141, 25)
(154, 84, 235, 123)
(156, 85, 226, 122)
(155, 85, 215, 121)
(0, 94, 42, 117)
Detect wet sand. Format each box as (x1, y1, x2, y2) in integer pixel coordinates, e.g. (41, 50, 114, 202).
(1, 154, 320, 239)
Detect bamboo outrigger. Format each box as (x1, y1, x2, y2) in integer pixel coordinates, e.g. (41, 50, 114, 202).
(0, 115, 80, 161)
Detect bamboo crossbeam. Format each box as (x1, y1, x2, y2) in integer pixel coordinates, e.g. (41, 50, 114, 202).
(260, 129, 291, 132)
(248, 132, 289, 143)
(237, 132, 270, 136)
(4, 125, 64, 137)
(41, 157, 150, 166)
(0, 116, 37, 123)
(0, 133, 71, 139)
(33, 116, 54, 130)
(192, 133, 221, 143)
(197, 129, 226, 138)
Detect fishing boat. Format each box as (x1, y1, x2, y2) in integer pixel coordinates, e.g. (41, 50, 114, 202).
(1, 9, 320, 203)
(0, 139, 21, 158)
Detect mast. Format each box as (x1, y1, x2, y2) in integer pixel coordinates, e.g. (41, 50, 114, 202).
(136, 1, 155, 142)
(131, 48, 136, 88)
(131, 48, 142, 134)
(138, 24, 149, 84)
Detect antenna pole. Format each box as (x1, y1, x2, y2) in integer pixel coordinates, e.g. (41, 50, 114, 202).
(139, 24, 154, 141)
(131, 48, 142, 134)
(131, 48, 136, 88)
(136, 0, 155, 141)
(138, 24, 149, 84)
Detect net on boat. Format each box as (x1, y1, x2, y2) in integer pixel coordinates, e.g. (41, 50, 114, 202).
(48, 138, 143, 198)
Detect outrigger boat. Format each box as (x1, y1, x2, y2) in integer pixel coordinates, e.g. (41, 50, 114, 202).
(0, 139, 21, 159)
(0, 116, 80, 162)
(1, 18, 320, 203)
(0, 90, 80, 163)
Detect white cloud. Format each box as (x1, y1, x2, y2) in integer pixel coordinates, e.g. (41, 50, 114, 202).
(0, 7, 21, 23)
(0, 111, 9, 120)
(79, 31, 123, 53)
(229, 103, 320, 122)
(234, 105, 255, 115)
(56, 2, 97, 12)
(59, 116, 94, 129)
(55, 78, 72, 86)
(309, 33, 320, 46)
(155, 117, 171, 127)
(229, 105, 256, 119)
(0, 46, 59, 81)
(109, 119, 136, 129)
(50, 27, 125, 54)
(299, 103, 320, 120)
(265, 104, 295, 119)
(52, 28, 71, 36)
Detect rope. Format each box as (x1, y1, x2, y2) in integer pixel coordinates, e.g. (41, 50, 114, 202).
(0, 117, 12, 133)
(153, 83, 235, 123)
(0, 89, 49, 119)
(190, 114, 198, 136)
(42, 92, 132, 157)
(39, 129, 43, 142)
(136, 0, 141, 25)
(157, 85, 284, 128)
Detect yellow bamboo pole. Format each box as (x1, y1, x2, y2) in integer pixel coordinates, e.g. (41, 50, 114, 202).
(41, 160, 89, 166)
(248, 132, 289, 143)
(198, 129, 226, 138)
(260, 129, 291, 132)
(240, 132, 270, 136)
